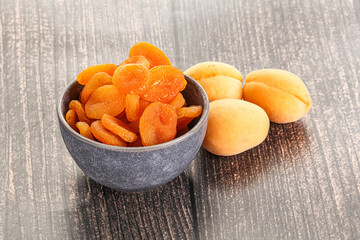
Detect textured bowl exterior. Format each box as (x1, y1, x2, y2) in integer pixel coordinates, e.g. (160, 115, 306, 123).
(57, 75, 209, 192)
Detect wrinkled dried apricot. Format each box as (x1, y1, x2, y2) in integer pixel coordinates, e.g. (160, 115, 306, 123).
(176, 106, 203, 118)
(76, 122, 94, 140)
(90, 120, 127, 146)
(176, 117, 193, 130)
(125, 94, 140, 122)
(168, 93, 185, 109)
(112, 64, 150, 95)
(129, 42, 171, 69)
(141, 66, 185, 103)
(85, 85, 126, 119)
(139, 102, 177, 146)
(80, 72, 113, 104)
(68, 42, 204, 147)
(77, 64, 118, 85)
(101, 114, 137, 143)
(65, 109, 78, 132)
(139, 98, 151, 113)
(69, 100, 91, 125)
(119, 55, 150, 69)
(181, 79, 187, 91)
(124, 95, 150, 123)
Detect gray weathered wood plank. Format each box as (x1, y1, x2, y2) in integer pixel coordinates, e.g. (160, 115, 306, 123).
(1, 0, 360, 239)
(174, 0, 360, 239)
(0, 0, 194, 239)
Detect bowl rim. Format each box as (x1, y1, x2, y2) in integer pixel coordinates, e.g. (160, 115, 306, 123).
(57, 74, 209, 152)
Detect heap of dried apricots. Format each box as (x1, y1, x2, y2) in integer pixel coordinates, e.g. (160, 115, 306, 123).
(66, 42, 202, 147)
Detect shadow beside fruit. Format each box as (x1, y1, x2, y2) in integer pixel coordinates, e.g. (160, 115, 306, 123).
(188, 120, 311, 191)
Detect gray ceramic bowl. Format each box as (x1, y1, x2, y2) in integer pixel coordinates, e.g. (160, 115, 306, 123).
(57, 75, 209, 192)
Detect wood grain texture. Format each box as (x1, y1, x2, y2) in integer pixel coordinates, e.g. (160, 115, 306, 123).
(1, 0, 360, 239)
(0, 0, 193, 239)
(175, 0, 360, 239)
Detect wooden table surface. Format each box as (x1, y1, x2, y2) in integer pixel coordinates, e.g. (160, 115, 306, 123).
(1, 0, 360, 239)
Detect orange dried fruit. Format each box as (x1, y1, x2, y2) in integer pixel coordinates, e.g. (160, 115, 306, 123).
(65, 109, 78, 132)
(69, 100, 91, 125)
(90, 120, 127, 146)
(119, 55, 150, 69)
(175, 106, 202, 130)
(168, 92, 185, 109)
(139, 102, 177, 146)
(112, 64, 150, 95)
(141, 66, 185, 103)
(101, 114, 137, 143)
(125, 94, 140, 122)
(129, 42, 171, 69)
(85, 85, 126, 119)
(176, 117, 193, 130)
(80, 72, 113, 104)
(180, 79, 187, 91)
(139, 98, 151, 114)
(76, 122, 94, 140)
(124, 95, 150, 123)
(77, 63, 118, 85)
(176, 106, 203, 118)
(69, 43, 199, 147)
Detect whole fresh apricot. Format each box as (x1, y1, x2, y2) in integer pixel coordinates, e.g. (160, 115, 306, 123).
(243, 69, 312, 123)
(184, 61, 243, 102)
(203, 99, 269, 156)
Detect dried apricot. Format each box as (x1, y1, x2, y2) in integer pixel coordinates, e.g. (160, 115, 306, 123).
(80, 72, 113, 104)
(124, 95, 150, 123)
(176, 117, 193, 130)
(101, 114, 137, 143)
(176, 106, 203, 118)
(76, 122, 94, 140)
(180, 79, 187, 91)
(125, 94, 140, 122)
(129, 42, 171, 69)
(69, 42, 196, 147)
(90, 120, 127, 146)
(120, 55, 150, 69)
(175, 106, 202, 130)
(168, 92, 185, 109)
(65, 109, 78, 132)
(69, 100, 91, 125)
(139, 102, 177, 146)
(141, 66, 185, 103)
(85, 85, 126, 119)
(77, 64, 118, 85)
(112, 64, 150, 95)
(139, 98, 151, 114)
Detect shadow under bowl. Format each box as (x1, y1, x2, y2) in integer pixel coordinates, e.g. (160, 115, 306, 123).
(57, 75, 209, 192)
